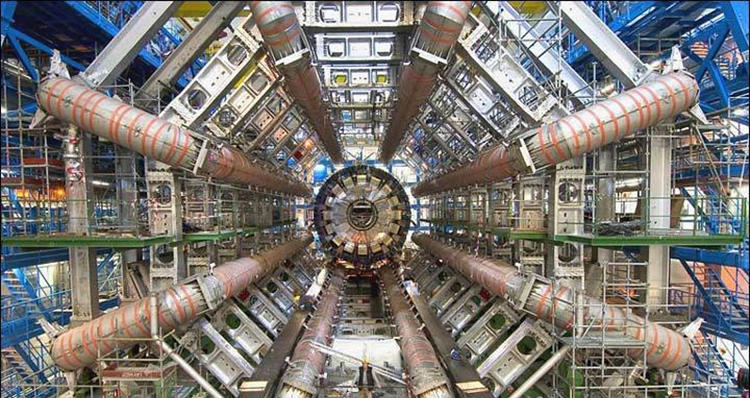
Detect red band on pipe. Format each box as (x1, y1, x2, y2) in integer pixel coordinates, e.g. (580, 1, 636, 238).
(70, 88, 93, 125)
(112, 106, 134, 146)
(585, 107, 607, 147)
(166, 288, 186, 324)
(537, 126, 555, 164)
(631, 88, 653, 127)
(133, 299, 150, 337)
(55, 81, 77, 118)
(549, 123, 567, 160)
(663, 74, 689, 112)
(179, 284, 198, 318)
(79, 91, 100, 130)
(609, 97, 631, 138)
(560, 118, 581, 156)
(150, 122, 172, 161)
(126, 112, 146, 149)
(599, 102, 620, 141)
(45, 79, 67, 114)
(641, 86, 662, 121)
(88, 95, 108, 133)
(108, 104, 129, 143)
(654, 80, 677, 117)
(121, 304, 134, 338)
(571, 113, 593, 152)
(623, 92, 646, 131)
(536, 284, 554, 318)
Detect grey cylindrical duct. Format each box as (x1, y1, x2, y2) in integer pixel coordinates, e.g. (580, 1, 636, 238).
(50, 234, 313, 371)
(413, 72, 699, 196)
(277, 268, 345, 398)
(37, 77, 311, 197)
(250, 2, 344, 164)
(380, 1, 471, 163)
(381, 266, 451, 398)
(412, 234, 691, 371)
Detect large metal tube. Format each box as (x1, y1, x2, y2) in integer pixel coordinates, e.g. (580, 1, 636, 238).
(413, 72, 699, 196)
(251, 2, 343, 164)
(508, 345, 571, 398)
(380, 1, 471, 163)
(412, 234, 691, 371)
(277, 268, 345, 398)
(149, 294, 224, 398)
(50, 234, 313, 371)
(381, 266, 451, 398)
(37, 77, 311, 197)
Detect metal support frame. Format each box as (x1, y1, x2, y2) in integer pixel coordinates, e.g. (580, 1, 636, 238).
(497, 2, 595, 106)
(160, 12, 262, 128)
(136, 1, 245, 102)
(552, 1, 649, 88)
(147, 170, 186, 291)
(78, 1, 183, 87)
(404, 281, 493, 398)
(645, 130, 672, 305)
(64, 126, 99, 324)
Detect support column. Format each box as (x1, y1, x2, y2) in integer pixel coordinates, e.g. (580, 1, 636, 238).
(547, 158, 586, 290)
(645, 134, 672, 305)
(64, 126, 99, 325)
(588, 145, 616, 297)
(147, 167, 186, 291)
(116, 147, 141, 299)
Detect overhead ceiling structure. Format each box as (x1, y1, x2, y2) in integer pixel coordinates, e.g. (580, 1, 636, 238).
(1, 2, 748, 398)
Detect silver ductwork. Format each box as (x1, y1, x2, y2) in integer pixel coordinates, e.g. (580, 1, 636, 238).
(251, 2, 344, 164)
(380, 1, 471, 163)
(50, 234, 313, 371)
(36, 77, 311, 197)
(276, 268, 345, 398)
(413, 234, 692, 371)
(413, 72, 699, 196)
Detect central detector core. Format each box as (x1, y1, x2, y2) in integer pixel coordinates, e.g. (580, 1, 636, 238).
(313, 165, 411, 266)
(347, 199, 378, 230)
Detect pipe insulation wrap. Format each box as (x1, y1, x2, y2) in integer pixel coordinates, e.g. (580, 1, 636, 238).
(251, 2, 343, 164)
(50, 234, 313, 371)
(380, 1, 471, 163)
(36, 77, 311, 197)
(413, 72, 700, 196)
(277, 268, 345, 397)
(412, 234, 691, 371)
(381, 267, 451, 397)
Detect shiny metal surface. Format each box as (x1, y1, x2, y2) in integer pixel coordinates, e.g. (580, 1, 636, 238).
(313, 165, 410, 266)
(37, 77, 311, 197)
(380, 1, 471, 163)
(381, 266, 451, 398)
(251, 2, 344, 163)
(413, 234, 692, 370)
(50, 234, 313, 370)
(277, 268, 345, 398)
(413, 72, 700, 196)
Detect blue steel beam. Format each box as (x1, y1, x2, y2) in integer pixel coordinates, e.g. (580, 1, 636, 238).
(13, 268, 53, 323)
(12, 342, 49, 386)
(1, 248, 112, 272)
(5, 33, 37, 81)
(679, 259, 749, 346)
(720, 1, 749, 54)
(0, 296, 118, 349)
(4, 26, 86, 71)
(0, 1, 17, 39)
(63, 1, 166, 70)
(694, 26, 731, 86)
